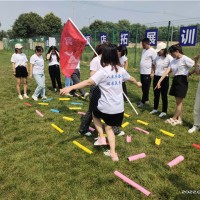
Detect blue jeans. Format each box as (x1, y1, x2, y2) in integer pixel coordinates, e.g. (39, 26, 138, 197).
(65, 77, 71, 87)
(33, 74, 45, 97)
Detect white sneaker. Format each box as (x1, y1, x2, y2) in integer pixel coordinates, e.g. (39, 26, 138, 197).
(23, 94, 29, 99)
(84, 132, 92, 136)
(94, 137, 107, 145)
(65, 93, 73, 97)
(42, 96, 47, 100)
(32, 95, 38, 101)
(84, 92, 89, 100)
(137, 102, 144, 108)
(150, 109, 158, 114)
(159, 112, 167, 118)
(188, 125, 199, 133)
(54, 88, 57, 92)
(18, 94, 23, 100)
(117, 131, 125, 136)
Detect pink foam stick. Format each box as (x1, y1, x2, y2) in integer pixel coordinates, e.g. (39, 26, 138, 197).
(35, 109, 44, 117)
(126, 135, 132, 143)
(77, 112, 86, 115)
(134, 127, 149, 135)
(167, 155, 184, 168)
(89, 126, 95, 132)
(128, 153, 146, 161)
(192, 143, 200, 150)
(114, 171, 151, 196)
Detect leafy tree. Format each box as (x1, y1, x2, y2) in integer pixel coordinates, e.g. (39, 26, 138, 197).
(0, 30, 7, 40)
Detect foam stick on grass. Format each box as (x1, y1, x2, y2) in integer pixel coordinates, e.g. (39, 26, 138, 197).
(43, 98, 53, 102)
(24, 102, 32, 106)
(50, 109, 60, 113)
(124, 113, 130, 118)
(122, 122, 129, 128)
(136, 120, 149, 126)
(51, 123, 64, 133)
(126, 135, 132, 143)
(77, 112, 86, 115)
(63, 116, 74, 121)
(134, 127, 149, 135)
(160, 129, 175, 137)
(69, 107, 82, 110)
(155, 138, 161, 145)
(35, 109, 44, 117)
(192, 143, 200, 150)
(167, 155, 184, 168)
(73, 140, 93, 154)
(38, 102, 49, 106)
(59, 98, 71, 101)
(114, 171, 151, 196)
(128, 153, 146, 161)
(71, 102, 83, 105)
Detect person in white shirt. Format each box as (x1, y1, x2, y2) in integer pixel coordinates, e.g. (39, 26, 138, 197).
(138, 38, 157, 107)
(11, 43, 29, 100)
(150, 42, 173, 117)
(188, 54, 200, 133)
(117, 45, 128, 102)
(46, 46, 62, 92)
(60, 44, 141, 161)
(30, 46, 47, 101)
(156, 44, 194, 126)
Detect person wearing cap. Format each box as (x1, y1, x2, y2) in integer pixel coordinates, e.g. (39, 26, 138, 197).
(150, 42, 173, 117)
(138, 38, 157, 108)
(11, 43, 29, 100)
(155, 44, 194, 126)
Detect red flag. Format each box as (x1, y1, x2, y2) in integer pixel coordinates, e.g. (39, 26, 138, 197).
(60, 19, 87, 78)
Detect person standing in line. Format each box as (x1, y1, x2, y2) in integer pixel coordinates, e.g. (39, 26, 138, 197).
(188, 54, 200, 133)
(117, 45, 128, 101)
(156, 44, 194, 126)
(11, 43, 29, 100)
(138, 38, 157, 107)
(30, 46, 47, 101)
(60, 44, 141, 161)
(46, 46, 62, 92)
(150, 42, 173, 117)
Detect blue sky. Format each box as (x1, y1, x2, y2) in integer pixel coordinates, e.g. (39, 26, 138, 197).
(0, 1, 200, 31)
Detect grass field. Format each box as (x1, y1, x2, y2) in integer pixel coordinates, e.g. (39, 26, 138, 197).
(0, 48, 200, 200)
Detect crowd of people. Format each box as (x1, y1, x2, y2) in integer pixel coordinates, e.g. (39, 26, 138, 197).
(11, 39, 199, 161)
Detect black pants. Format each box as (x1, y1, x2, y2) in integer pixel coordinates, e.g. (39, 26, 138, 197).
(49, 65, 62, 89)
(153, 76, 169, 112)
(79, 85, 120, 135)
(71, 69, 85, 96)
(140, 74, 151, 103)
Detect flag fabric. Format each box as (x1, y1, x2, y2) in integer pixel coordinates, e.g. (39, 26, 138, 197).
(60, 19, 87, 78)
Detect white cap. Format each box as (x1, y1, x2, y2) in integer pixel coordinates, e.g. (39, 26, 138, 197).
(15, 43, 23, 49)
(155, 42, 166, 53)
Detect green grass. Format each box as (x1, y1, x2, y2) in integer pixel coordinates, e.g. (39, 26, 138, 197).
(0, 48, 200, 200)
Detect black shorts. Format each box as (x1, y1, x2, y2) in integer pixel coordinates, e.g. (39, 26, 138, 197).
(93, 108, 124, 127)
(15, 66, 28, 78)
(169, 75, 188, 98)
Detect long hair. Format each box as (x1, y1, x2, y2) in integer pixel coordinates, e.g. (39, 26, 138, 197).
(46, 46, 59, 62)
(117, 45, 128, 57)
(168, 43, 184, 55)
(100, 44, 120, 72)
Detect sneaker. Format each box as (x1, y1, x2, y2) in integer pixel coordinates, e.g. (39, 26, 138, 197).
(23, 94, 29, 99)
(65, 93, 73, 97)
(54, 88, 57, 92)
(117, 131, 125, 136)
(94, 137, 107, 146)
(171, 120, 183, 126)
(84, 132, 92, 136)
(159, 112, 167, 118)
(104, 150, 119, 161)
(32, 95, 38, 101)
(18, 94, 23, 100)
(42, 96, 47, 100)
(137, 102, 144, 108)
(150, 109, 158, 114)
(188, 125, 199, 133)
(84, 92, 89, 100)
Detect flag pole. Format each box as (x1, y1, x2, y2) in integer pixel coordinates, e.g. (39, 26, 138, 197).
(68, 18, 138, 115)
(69, 18, 98, 57)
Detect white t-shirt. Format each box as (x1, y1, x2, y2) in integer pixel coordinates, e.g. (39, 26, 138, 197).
(11, 53, 28, 68)
(140, 47, 157, 74)
(119, 55, 128, 68)
(49, 54, 59, 66)
(30, 54, 44, 75)
(91, 65, 130, 114)
(169, 55, 194, 76)
(153, 55, 173, 76)
(90, 56, 102, 72)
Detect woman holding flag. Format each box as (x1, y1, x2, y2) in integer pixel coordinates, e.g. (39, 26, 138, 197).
(60, 44, 141, 161)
